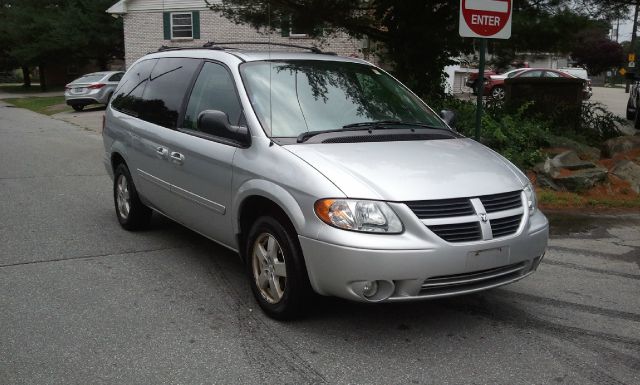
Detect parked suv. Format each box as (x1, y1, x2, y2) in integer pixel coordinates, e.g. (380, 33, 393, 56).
(102, 46, 549, 319)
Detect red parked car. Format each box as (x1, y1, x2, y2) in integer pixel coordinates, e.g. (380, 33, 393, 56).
(482, 68, 591, 100)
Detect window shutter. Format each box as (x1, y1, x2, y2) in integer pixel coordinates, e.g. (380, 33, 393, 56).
(280, 16, 290, 37)
(192, 11, 200, 39)
(163, 12, 171, 40)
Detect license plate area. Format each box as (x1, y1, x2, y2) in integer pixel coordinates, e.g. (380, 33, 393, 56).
(466, 246, 510, 271)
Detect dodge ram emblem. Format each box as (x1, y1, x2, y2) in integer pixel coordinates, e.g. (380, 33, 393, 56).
(480, 213, 488, 223)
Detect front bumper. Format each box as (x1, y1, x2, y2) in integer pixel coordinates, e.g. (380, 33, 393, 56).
(299, 208, 548, 302)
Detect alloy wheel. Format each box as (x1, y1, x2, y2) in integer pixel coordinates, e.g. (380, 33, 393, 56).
(252, 232, 287, 304)
(116, 174, 131, 219)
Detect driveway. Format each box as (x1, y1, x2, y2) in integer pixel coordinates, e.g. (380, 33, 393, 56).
(0, 104, 638, 384)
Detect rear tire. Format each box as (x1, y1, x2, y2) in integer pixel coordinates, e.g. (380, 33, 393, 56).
(245, 216, 312, 320)
(72, 104, 84, 112)
(627, 98, 635, 120)
(113, 163, 152, 231)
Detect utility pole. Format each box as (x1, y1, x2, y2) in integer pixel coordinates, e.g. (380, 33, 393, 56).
(626, 2, 639, 93)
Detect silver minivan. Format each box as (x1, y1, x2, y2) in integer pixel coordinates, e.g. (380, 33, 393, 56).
(102, 46, 548, 319)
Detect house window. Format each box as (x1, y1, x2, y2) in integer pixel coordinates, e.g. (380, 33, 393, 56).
(171, 12, 193, 39)
(290, 16, 310, 37)
(281, 15, 315, 38)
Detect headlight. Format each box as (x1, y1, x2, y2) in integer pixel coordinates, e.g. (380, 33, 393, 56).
(314, 199, 403, 233)
(523, 184, 537, 214)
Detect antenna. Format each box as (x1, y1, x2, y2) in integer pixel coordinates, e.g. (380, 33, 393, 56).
(268, 1, 273, 136)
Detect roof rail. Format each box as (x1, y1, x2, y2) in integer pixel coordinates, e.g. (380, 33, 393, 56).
(202, 41, 330, 54)
(154, 42, 337, 56)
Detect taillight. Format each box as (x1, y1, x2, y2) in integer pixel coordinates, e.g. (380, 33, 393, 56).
(88, 83, 106, 89)
(64, 84, 71, 90)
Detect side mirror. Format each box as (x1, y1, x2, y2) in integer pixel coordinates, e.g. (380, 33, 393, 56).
(439, 109, 457, 129)
(197, 110, 250, 146)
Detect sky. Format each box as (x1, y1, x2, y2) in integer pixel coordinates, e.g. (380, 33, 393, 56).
(614, 6, 635, 43)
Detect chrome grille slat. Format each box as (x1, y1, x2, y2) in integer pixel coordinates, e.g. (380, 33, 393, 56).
(405, 198, 474, 219)
(479, 191, 522, 213)
(421, 262, 527, 292)
(422, 263, 527, 288)
(491, 214, 522, 238)
(428, 221, 481, 242)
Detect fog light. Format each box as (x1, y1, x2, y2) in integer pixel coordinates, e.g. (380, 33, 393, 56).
(362, 280, 378, 297)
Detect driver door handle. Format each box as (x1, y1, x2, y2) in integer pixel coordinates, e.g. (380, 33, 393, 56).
(155, 146, 169, 159)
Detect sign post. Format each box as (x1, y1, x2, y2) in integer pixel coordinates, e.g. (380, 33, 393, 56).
(459, 0, 513, 140)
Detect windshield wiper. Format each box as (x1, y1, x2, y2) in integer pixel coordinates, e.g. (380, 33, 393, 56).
(296, 121, 450, 143)
(342, 120, 445, 130)
(297, 126, 381, 143)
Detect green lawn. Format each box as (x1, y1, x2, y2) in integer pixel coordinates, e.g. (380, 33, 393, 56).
(0, 83, 65, 93)
(3, 96, 71, 115)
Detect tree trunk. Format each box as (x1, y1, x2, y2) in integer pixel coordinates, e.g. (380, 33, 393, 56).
(21, 66, 31, 88)
(39, 64, 47, 92)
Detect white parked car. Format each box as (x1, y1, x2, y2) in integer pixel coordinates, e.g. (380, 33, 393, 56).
(65, 71, 124, 111)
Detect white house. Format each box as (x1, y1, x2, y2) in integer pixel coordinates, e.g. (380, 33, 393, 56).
(107, 0, 368, 67)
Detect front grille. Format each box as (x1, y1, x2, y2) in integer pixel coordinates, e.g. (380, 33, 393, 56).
(420, 261, 527, 295)
(405, 190, 524, 243)
(491, 214, 522, 238)
(428, 222, 482, 243)
(405, 198, 475, 219)
(479, 191, 522, 213)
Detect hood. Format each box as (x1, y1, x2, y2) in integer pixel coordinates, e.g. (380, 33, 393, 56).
(284, 138, 527, 201)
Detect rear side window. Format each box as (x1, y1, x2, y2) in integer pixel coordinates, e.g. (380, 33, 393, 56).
(183, 62, 243, 130)
(111, 59, 157, 117)
(108, 73, 124, 82)
(138, 57, 200, 128)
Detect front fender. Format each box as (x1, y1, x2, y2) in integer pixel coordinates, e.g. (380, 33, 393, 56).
(232, 179, 307, 235)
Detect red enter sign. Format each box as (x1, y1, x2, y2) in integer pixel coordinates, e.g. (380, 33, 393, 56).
(459, 0, 512, 39)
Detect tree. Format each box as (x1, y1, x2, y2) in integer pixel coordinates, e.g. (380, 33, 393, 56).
(206, 0, 468, 98)
(571, 30, 624, 75)
(0, 0, 123, 90)
(205, 0, 634, 95)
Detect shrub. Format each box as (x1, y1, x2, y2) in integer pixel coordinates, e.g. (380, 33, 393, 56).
(430, 97, 550, 169)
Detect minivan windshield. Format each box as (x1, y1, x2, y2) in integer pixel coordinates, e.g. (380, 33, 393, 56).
(240, 60, 446, 137)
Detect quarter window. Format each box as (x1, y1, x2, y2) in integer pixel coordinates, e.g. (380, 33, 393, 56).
(111, 59, 157, 117)
(108, 72, 124, 82)
(171, 13, 193, 39)
(183, 62, 244, 138)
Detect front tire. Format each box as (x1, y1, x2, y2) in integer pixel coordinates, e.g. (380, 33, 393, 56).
(491, 86, 505, 100)
(72, 104, 84, 112)
(113, 164, 152, 231)
(245, 216, 312, 320)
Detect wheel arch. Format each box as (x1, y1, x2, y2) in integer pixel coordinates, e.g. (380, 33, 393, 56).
(233, 180, 306, 257)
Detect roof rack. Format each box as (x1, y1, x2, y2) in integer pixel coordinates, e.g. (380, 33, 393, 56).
(154, 41, 336, 55)
(201, 41, 327, 54)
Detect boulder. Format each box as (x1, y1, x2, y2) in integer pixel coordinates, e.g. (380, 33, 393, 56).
(601, 136, 640, 158)
(550, 150, 598, 170)
(551, 166, 608, 192)
(611, 160, 640, 193)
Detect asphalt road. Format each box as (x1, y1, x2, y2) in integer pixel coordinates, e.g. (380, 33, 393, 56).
(1, 102, 639, 385)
